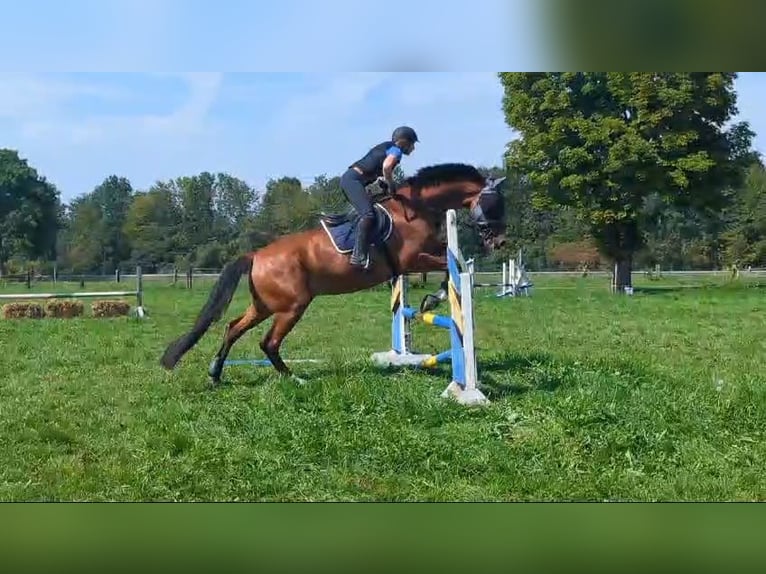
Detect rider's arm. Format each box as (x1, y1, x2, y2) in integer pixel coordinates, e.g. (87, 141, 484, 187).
(382, 145, 402, 189)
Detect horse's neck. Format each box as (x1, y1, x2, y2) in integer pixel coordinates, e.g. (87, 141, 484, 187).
(401, 184, 472, 212)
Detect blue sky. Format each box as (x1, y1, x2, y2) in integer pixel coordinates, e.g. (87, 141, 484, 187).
(0, 72, 519, 200)
(0, 4, 764, 201)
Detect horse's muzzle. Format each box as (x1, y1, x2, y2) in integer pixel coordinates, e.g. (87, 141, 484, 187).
(478, 226, 506, 252)
(491, 234, 507, 250)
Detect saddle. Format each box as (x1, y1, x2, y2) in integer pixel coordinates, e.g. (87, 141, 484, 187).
(319, 203, 394, 255)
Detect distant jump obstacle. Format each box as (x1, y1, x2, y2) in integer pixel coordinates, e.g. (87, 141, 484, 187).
(496, 250, 532, 297)
(371, 209, 488, 406)
(467, 249, 532, 298)
(0, 266, 146, 318)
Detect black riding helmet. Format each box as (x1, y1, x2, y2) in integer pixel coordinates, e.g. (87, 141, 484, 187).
(392, 126, 418, 143)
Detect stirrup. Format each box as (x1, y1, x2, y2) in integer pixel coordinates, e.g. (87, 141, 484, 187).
(349, 241, 371, 268)
(349, 253, 370, 269)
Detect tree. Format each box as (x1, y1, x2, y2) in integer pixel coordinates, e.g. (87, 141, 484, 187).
(498, 72, 755, 290)
(60, 196, 105, 272)
(256, 177, 317, 239)
(123, 184, 182, 271)
(175, 172, 216, 251)
(213, 172, 256, 236)
(721, 160, 766, 268)
(0, 149, 60, 275)
(393, 165, 406, 184)
(56, 175, 134, 274)
(89, 175, 134, 271)
(307, 174, 345, 214)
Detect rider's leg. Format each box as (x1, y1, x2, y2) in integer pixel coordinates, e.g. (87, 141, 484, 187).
(340, 169, 376, 268)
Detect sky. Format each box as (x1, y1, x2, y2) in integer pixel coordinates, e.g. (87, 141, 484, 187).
(0, 3, 765, 202)
(0, 72, 518, 200)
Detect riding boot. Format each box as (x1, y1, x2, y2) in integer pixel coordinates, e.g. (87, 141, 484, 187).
(350, 216, 374, 269)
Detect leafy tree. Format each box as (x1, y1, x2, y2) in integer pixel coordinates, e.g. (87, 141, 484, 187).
(256, 177, 316, 238)
(498, 72, 755, 290)
(88, 175, 134, 272)
(307, 174, 345, 215)
(214, 172, 257, 236)
(175, 172, 216, 250)
(393, 165, 406, 184)
(721, 160, 766, 267)
(194, 241, 226, 269)
(0, 149, 60, 275)
(60, 196, 105, 272)
(123, 184, 182, 271)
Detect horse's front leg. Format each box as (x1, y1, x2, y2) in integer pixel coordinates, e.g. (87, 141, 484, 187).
(413, 252, 450, 313)
(414, 251, 447, 271)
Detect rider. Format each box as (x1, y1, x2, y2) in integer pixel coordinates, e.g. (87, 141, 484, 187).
(340, 126, 418, 268)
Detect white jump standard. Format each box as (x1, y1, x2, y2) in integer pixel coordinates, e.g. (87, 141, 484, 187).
(371, 209, 488, 406)
(497, 249, 532, 297)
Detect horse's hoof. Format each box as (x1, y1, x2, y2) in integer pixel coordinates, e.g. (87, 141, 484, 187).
(420, 295, 440, 313)
(208, 358, 223, 380)
(421, 287, 448, 313)
(290, 374, 308, 386)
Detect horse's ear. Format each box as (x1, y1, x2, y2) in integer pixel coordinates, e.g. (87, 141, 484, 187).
(485, 176, 507, 191)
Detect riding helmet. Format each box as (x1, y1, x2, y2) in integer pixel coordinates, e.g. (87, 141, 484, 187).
(392, 126, 419, 143)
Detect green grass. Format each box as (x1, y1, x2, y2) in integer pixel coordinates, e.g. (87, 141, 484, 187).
(1, 272, 765, 501)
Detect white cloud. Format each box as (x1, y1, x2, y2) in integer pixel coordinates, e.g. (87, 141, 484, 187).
(1, 73, 223, 146)
(0, 74, 127, 121)
(273, 73, 393, 137)
(387, 73, 502, 107)
(130, 73, 223, 136)
(250, 72, 513, 183)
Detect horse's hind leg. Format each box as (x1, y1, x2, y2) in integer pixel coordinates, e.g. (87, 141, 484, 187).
(208, 303, 271, 385)
(259, 303, 310, 383)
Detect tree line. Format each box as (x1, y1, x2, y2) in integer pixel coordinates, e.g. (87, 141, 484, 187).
(1, 73, 764, 286)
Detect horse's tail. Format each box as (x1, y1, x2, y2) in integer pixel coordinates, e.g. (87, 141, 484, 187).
(160, 254, 253, 370)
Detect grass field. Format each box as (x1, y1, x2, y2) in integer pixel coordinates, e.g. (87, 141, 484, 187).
(1, 271, 765, 501)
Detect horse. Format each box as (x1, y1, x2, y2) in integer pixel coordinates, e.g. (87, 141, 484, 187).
(159, 162, 508, 385)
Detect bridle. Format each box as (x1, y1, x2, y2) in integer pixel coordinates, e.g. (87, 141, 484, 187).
(469, 176, 507, 242)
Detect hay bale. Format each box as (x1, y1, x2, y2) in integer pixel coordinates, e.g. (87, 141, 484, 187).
(2, 302, 45, 319)
(45, 299, 84, 318)
(92, 300, 131, 318)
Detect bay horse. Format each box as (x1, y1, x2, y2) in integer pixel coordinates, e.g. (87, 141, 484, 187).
(160, 163, 508, 385)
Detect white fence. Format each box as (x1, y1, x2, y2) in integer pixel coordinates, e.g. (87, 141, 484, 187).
(6, 266, 766, 287)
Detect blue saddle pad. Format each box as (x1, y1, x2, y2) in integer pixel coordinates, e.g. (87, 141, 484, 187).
(319, 204, 394, 254)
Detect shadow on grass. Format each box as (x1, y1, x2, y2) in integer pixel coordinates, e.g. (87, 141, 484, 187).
(476, 351, 651, 401)
(205, 363, 342, 390)
(196, 349, 652, 405)
(634, 281, 766, 296)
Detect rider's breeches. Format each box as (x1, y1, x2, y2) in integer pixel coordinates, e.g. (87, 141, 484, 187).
(340, 169, 375, 220)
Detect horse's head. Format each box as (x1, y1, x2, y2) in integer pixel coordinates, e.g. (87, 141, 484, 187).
(470, 176, 507, 251)
(402, 164, 508, 252)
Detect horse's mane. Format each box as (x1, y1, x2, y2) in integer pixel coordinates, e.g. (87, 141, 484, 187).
(376, 162, 487, 218)
(403, 163, 486, 190)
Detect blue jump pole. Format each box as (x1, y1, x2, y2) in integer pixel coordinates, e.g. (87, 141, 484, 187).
(402, 306, 451, 329)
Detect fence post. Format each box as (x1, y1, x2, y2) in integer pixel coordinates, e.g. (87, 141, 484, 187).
(26, 269, 32, 289)
(135, 265, 146, 318)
